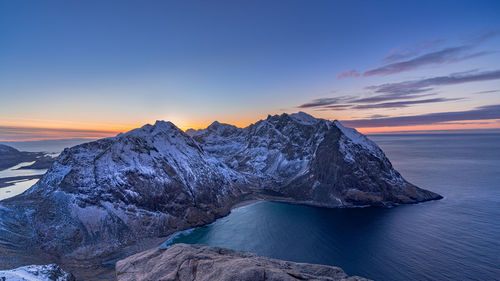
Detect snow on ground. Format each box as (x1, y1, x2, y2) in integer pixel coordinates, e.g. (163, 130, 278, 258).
(0, 264, 73, 281)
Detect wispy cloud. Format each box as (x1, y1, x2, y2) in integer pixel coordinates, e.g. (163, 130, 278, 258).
(340, 31, 500, 77)
(314, 104, 352, 111)
(0, 126, 119, 141)
(368, 114, 389, 118)
(463, 30, 500, 44)
(340, 104, 500, 128)
(298, 97, 350, 108)
(298, 94, 457, 111)
(473, 89, 500, 94)
(383, 39, 443, 64)
(367, 69, 500, 95)
(337, 69, 360, 79)
(299, 69, 500, 112)
(297, 92, 437, 109)
(363, 46, 492, 77)
(352, 98, 461, 109)
(352, 93, 433, 103)
(441, 121, 493, 125)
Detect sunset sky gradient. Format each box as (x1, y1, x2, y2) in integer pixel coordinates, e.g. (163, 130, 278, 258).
(1, 0, 500, 141)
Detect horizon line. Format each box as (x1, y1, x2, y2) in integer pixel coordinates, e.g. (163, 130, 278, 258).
(1, 126, 500, 142)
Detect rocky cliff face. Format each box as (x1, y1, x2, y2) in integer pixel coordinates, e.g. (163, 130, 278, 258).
(190, 112, 441, 207)
(0, 112, 441, 277)
(116, 243, 370, 281)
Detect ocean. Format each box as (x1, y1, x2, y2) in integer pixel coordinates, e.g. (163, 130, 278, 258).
(165, 134, 500, 281)
(0, 138, 90, 201)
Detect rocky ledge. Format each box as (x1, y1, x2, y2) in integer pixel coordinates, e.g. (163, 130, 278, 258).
(116, 243, 370, 281)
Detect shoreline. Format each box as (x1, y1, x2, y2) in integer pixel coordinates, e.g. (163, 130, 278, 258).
(230, 198, 263, 210)
(156, 196, 373, 250)
(159, 199, 265, 248)
(3, 194, 443, 280)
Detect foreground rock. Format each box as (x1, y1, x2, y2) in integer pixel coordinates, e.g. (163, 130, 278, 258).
(116, 244, 370, 281)
(0, 264, 74, 281)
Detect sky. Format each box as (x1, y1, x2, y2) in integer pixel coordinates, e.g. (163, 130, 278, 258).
(1, 0, 500, 141)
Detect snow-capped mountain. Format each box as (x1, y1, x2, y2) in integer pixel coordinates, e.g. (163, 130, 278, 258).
(1, 121, 247, 263)
(190, 112, 441, 207)
(0, 112, 441, 275)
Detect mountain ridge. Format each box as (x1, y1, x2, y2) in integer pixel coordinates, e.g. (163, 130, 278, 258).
(0, 112, 442, 279)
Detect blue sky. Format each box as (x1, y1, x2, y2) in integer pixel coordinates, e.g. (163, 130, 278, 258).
(1, 0, 500, 140)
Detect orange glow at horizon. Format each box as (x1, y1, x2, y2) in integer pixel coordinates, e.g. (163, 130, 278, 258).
(2, 117, 500, 142)
(357, 119, 500, 134)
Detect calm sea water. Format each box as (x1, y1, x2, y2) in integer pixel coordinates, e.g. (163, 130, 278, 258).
(166, 134, 500, 281)
(0, 139, 81, 201)
(0, 162, 47, 201)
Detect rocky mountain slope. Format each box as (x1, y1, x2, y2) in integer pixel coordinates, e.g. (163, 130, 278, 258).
(189, 112, 441, 207)
(1, 121, 246, 262)
(0, 112, 441, 278)
(116, 243, 370, 281)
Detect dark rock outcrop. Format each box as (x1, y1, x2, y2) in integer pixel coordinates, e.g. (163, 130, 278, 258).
(116, 243, 370, 281)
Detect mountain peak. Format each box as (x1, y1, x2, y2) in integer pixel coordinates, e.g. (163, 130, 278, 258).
(289, 111, 319, 125)
(205, 121, 240, 134)
(207, 120, 221, 129)
(151, 120, 184, 135)
(262, 112, 319, 126)
(153, 120, 177, 129)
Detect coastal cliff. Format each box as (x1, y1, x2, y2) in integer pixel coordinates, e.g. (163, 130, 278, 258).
(189, 112, 441, 206)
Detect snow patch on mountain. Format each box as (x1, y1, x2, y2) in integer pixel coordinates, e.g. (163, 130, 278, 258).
(333, 120, 384, 159)
(0, 264, 74, 281)
(289, 111, 320, 125)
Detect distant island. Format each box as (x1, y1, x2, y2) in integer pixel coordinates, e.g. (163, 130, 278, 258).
(0, 144, 54, 171)
(0, 144, 55, 188)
